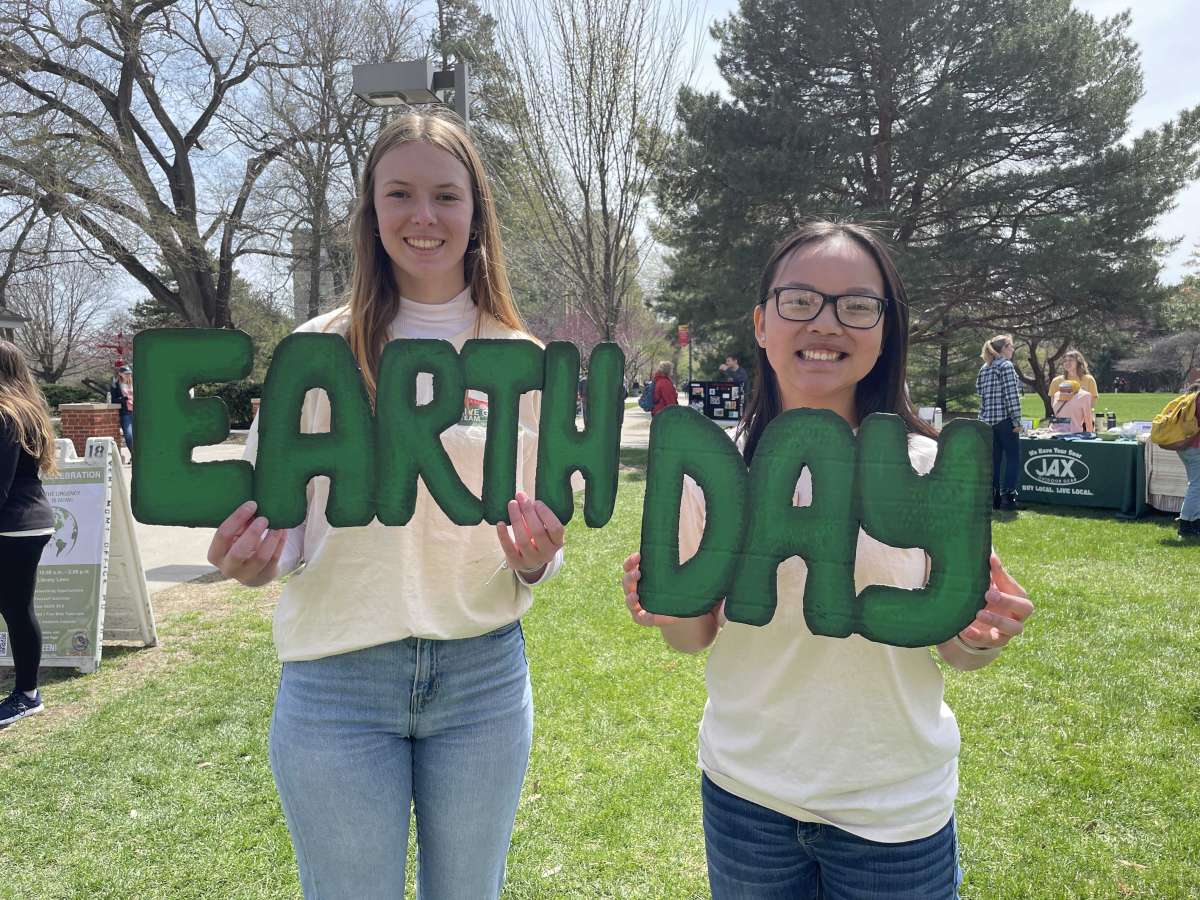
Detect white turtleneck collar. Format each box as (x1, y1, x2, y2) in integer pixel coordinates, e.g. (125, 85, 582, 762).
(392, 287, 477, 340)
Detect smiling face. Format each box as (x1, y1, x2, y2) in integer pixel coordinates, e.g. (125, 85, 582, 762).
(372, 140, 475, 303)
(753, 236, 886, 425)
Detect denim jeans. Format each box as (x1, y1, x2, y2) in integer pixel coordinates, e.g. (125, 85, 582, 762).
(269, 621, 533, 900)
(1178, 446, 1200, 521)
(119, 410, 134, 452)
(702, 775, 961, 899)
(991, 421, 1019, 493)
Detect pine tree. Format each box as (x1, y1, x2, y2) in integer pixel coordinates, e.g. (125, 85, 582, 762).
(653, 0, 1200, 406)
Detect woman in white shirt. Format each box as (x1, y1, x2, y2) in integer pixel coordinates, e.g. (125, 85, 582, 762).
(622, 222, 1034, 899)
(206, 111, 563, 899)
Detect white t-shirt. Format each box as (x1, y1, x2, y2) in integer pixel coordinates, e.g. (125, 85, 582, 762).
(686, 432, 961, 843)
(244, 290, 560, 661)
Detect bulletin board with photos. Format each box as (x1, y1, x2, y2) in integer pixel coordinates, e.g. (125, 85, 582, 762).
(688, 381, 744, 422)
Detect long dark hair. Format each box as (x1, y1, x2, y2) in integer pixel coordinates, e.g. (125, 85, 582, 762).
(737, 221, 936, 465)
(0, 339, 57, 475)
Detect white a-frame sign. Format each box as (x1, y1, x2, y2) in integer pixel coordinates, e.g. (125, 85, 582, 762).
(0, 438, 156, 674)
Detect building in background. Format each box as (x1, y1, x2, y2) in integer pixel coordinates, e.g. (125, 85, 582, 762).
(0, 305, 27, 342)
(291, 226, 340, 323)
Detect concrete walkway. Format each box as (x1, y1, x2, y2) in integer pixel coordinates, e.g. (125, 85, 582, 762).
(132, 406, 660, 595)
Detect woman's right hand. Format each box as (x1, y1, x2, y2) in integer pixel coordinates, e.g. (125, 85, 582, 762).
(622, 552, 685, 628)
(206, 500, 288, 587)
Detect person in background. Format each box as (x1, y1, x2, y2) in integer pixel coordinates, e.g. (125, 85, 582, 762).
(718, 354, 749, 391)
(1047, 350, 1098, 409)
(977, 335, 1023, 511)
(109, 365, 134, 453)
(0, 340, 57, 728)
(651, 360, 677, 416)
(1049, 379, 1094, 433)
(1175, 382, 1200, 539)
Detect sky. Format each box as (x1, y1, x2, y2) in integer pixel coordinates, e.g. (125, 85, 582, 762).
(686, 0, 1200, 284)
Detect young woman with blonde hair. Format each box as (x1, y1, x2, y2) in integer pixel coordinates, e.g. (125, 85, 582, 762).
(1046, 349, 1099, 432)
(206, 111, 564, 898)
(976, 335, 1023, 510)
(1048, 349, 1098, 401)
(0, 340, 58, 727)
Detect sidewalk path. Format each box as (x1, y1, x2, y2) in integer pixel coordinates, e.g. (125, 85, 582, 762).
(132, 406, 661, 595)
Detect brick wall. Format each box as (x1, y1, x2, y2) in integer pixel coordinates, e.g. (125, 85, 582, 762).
(59, 403, 122, 457)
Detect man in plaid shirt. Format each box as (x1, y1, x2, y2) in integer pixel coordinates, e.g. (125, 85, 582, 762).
(977, 336, 1023, 510)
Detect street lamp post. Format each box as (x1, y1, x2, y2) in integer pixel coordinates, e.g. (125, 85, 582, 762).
(351, 60, 471, 127)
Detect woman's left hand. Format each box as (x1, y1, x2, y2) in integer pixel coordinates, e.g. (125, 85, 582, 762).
(958, 553, 1034, 650)
(495, 491, 564, 581)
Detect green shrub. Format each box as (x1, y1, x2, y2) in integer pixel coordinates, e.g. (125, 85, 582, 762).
(194, 380, 263, 429)
(40, 383, 100, 410)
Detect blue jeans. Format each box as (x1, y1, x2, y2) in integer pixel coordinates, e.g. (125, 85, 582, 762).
(702, 775, 961, 899)
(119, 410, 134, 452)
(269, 622, 533, 899)
(991, 421, 1019, 493)
(1178, 446, 1200, 521)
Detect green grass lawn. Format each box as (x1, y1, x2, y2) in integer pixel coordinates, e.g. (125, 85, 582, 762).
(2, 477, 1198, 898)
(1020, 392, 1176, 426)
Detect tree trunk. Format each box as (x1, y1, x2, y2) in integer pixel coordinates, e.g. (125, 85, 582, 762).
(935, 334, 949, 410)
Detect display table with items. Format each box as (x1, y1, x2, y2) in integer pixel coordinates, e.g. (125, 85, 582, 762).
(1018, 434, 1146, 518)
(687, 381, 744, 422)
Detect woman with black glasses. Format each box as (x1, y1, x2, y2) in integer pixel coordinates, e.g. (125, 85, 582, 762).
(622, 222, 1033, 899)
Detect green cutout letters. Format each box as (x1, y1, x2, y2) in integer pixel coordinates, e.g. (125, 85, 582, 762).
(132, 329, 254, 526)
(132, 329, 621, 530)
(637, 408, 992, 648)
(132, 329, 992, 647)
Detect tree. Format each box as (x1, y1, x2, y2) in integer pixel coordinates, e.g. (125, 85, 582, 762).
(120, 265, 292, 380)
(243, 0, 422, 321)
(1, 0, 302, 327)
(652, 0, 1200, 407)
(5, 255, 116, 383)
(492, 0, 696, 343)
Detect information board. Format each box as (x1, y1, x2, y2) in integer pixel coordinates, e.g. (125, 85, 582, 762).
(0, 438, 156, 674)
(687, 380, 744, 422)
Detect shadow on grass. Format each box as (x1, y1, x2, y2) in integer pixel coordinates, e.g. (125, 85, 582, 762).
(1, 644, 148, 694)
(1012, 502, 1179, 527)
(619, 446, 648, 480)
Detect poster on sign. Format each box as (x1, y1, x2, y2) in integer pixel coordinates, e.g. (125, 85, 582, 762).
(0, 438, 156, 674)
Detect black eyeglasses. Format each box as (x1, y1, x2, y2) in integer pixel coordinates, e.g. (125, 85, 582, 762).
(763, 285, 888, 329)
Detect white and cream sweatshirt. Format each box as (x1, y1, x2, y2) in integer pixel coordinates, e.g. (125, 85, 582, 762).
(683, 434, 961, 843)
(244, 289, 561, 662)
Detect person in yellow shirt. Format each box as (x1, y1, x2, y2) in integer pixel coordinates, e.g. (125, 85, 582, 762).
(1047, 350, 1099, 407)
(1050, 379, 1095, 432)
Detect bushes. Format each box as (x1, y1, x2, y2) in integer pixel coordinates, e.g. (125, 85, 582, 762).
(194, 381, 263, 429)
(40, 383, 100, 410)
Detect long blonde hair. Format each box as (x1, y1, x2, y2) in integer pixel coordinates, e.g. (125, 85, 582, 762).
(1062, 349, 1090, 378)
(0, 340, 57, 475)
(981, 334, 1012, 364)
(342, 110, 526, 400)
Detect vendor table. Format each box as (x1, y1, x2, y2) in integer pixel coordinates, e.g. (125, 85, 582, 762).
(1018, 437, 1146, 518)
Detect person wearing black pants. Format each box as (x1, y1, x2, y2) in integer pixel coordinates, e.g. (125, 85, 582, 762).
(0, 339, 57, 728)
(976, 335, 1024, 511)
